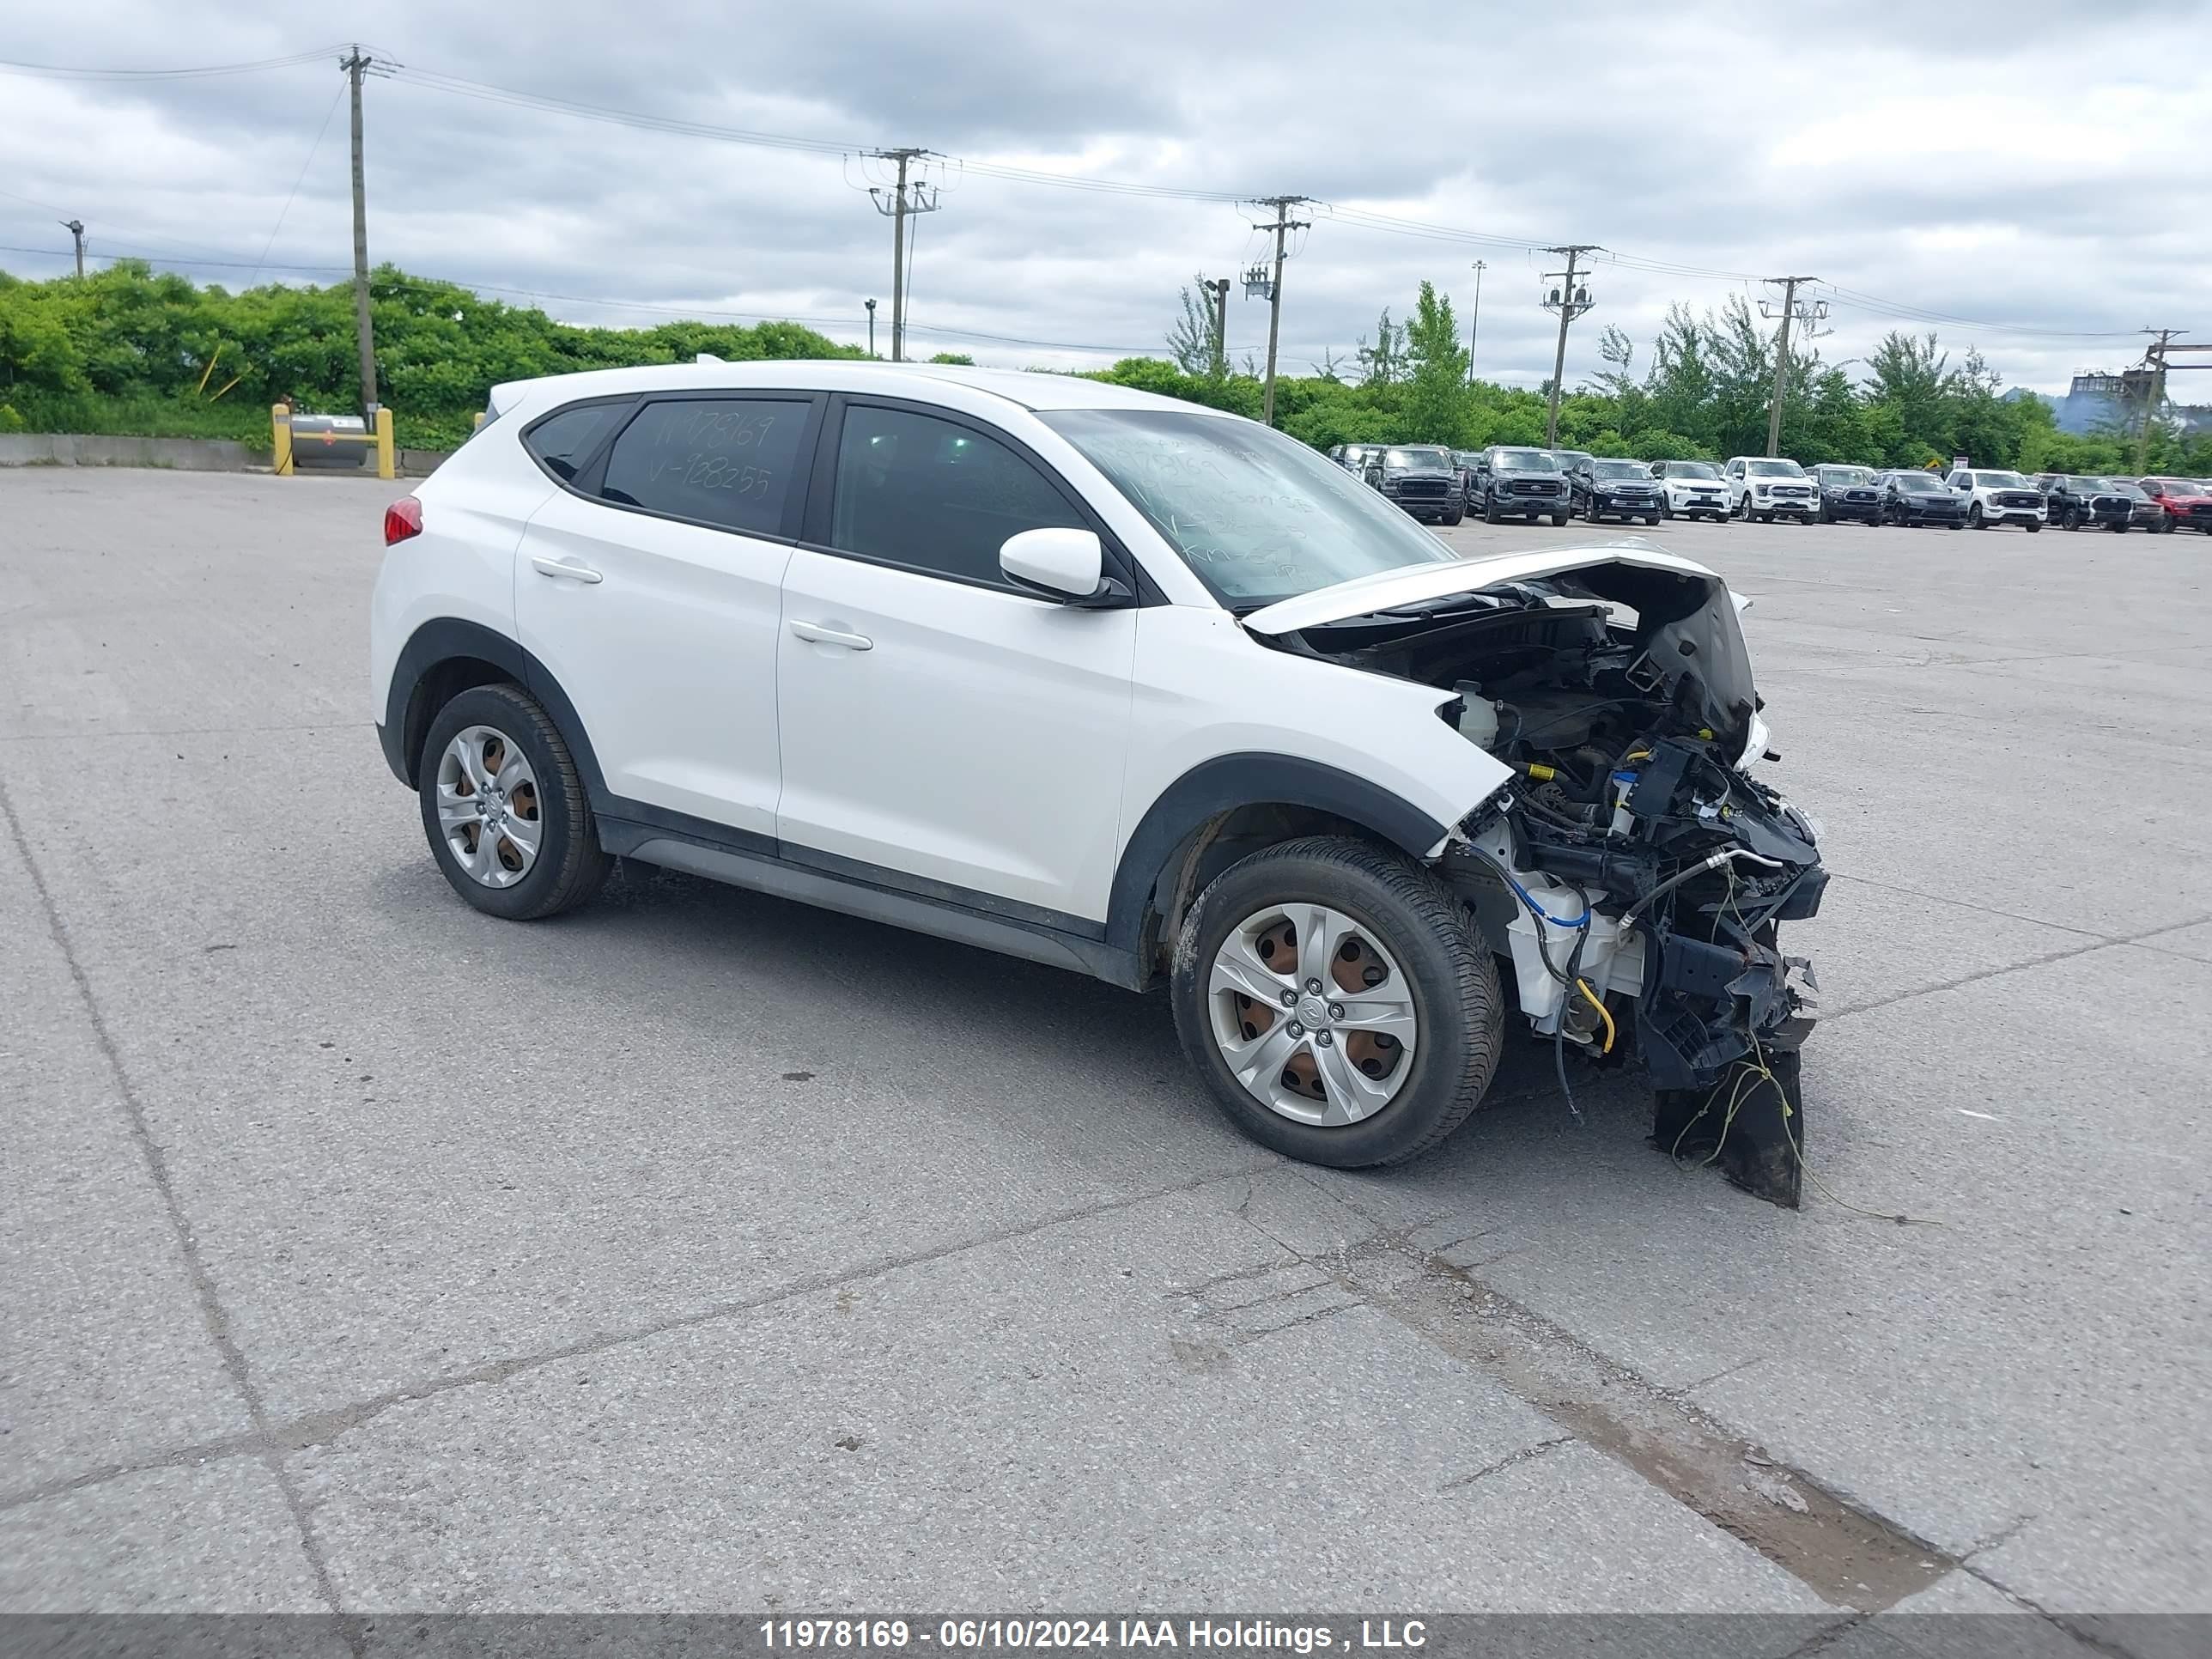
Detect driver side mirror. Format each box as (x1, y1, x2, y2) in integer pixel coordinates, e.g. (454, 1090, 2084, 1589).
(1000, 526, 1128, 608)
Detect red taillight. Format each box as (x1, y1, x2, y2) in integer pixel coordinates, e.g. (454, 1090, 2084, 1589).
(383, 495, 423, 546)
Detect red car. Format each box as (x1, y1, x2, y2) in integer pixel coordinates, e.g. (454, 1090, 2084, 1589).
(2138, 477, 2212, 533)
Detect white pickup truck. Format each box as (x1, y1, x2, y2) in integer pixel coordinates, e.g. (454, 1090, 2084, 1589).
(1947, 468, 2046, 532)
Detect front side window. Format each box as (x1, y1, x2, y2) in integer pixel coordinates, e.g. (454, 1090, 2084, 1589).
(1042, 408, 1455, 607)
(524, 401, 629, 483)
(830, 405, 1082, 586)
(600, 398, 809, 534)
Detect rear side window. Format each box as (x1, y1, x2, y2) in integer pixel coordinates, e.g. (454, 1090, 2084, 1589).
(522, 403, 626, 483)
(828, 405, 1082, 586)
(600, 398, 810, 535)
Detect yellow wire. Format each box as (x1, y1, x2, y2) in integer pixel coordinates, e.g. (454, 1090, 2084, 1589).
(1574, 977, 1617, 1055)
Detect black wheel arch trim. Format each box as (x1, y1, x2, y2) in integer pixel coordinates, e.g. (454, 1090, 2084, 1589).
(1104, 754, 1451, 958)
(380, 617, 608, 799)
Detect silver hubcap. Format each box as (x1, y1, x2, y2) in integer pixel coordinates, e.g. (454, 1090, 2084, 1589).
(1207, 902, 1419, 1127)
(434, 725, 543, 888)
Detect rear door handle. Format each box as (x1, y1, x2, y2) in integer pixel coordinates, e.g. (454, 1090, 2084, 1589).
(531, 555, 603, 584)
(788, 619, 873, 651)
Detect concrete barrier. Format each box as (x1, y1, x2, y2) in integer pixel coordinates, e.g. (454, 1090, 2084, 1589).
(0, 433, 260, 471)
(0, 433, 453, 477)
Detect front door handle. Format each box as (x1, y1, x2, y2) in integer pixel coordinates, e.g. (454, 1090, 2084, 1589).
(788, 619, 873, 652)
(531, 555, 603, 584)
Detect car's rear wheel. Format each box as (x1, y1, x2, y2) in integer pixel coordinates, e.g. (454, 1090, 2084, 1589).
(418, 683, 609, 921)
(1171, 837, 1504, 1168)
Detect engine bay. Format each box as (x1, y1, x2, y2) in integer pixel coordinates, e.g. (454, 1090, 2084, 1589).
(1272, 562, 1825, 1204)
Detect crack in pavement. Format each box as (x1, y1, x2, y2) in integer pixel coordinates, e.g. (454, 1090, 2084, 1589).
(0, 1162, 1276, 1516)
(0, 719, 374, 744)
(0, 769, 360, 1642)
(1260, 1172, 1960, 1617)
(1821, 917, 2210, 1023)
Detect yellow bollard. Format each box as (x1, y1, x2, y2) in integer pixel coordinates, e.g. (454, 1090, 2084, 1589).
(374, 405, 396, 482)
(270, 404, 294, 477)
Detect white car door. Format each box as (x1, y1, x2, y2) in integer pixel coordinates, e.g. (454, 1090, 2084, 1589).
(513, 391, 822, 841)
(774, 399, 1137, 924)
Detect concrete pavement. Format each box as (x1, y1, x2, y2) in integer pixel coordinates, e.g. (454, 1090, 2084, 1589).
(1, 470, 2204, 1648)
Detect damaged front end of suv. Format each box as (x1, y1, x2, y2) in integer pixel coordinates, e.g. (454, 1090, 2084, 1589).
(1243, 544, 1824, 1205)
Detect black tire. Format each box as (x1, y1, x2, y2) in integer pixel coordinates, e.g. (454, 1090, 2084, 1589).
(417, 682, 609, 921)
(1969, 503, 1985, 529)
(1170, 836, 1504, 1169)
(1550, 512, 1569, 526)
(1644, 514, 1660, 526)
(1442, 507, 1464, 526)
(1484, 492, 1501, 525)
(2027, 519, 2042, 532)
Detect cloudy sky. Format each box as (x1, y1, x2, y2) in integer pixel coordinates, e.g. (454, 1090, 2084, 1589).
(2, 0, 2205, 394)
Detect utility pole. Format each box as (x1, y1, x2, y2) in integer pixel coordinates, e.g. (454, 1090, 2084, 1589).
(1244, 197, 1311, 427)
(1206, 276, 1231, 379)
(1759, 276, 1822, 457)
(2135, 328, 2186, 473)
(1468, 259, 1486, 385)
(1540, 246, 1600, 447)
(340, 46, 380, 413)
(865, 298, 878, 358)
(868, 149, 939, 362)
(61, 218, 85, 278)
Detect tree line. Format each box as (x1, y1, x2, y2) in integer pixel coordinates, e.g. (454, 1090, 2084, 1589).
(0, 262, 867, 450)
(1132, 274, 2211, 476)
(2, 259, 2203, 475)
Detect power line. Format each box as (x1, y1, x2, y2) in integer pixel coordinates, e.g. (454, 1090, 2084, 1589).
(0, 48, 2170, 356)
(0, 46, 347, 81)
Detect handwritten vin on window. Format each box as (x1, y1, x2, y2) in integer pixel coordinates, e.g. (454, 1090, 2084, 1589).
(646, 404, 781, 495)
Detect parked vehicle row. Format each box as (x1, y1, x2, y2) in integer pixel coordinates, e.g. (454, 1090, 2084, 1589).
(1331, 438, 2212, 538)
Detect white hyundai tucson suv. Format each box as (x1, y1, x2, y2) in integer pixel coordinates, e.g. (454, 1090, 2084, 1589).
(372, 362, 1825, 1201)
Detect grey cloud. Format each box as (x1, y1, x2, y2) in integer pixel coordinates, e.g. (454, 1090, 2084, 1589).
(1, 0, 2206, 394)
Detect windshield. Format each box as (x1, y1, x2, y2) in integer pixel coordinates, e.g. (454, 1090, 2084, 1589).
(2100, 480, 2149, 501)
(1746, 459, 1808, 478)
(1383, 447, 1451, 472)
(1043, 409, 1455, 606)
(1893, 473, 1948, 493)
(1452, 451, 1480, 468)
(1492, 449, 1559, 471)
(1591, 461, 1646, 480)
(1815, 466, 1871, 484)
(1661, 461, 1721, 480)
(1972, 471, 2030, 489)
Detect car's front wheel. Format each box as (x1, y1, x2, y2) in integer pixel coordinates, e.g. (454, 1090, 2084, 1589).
(417, 682, 609, 921)
(1970, 503, 1985, 528)
(1170, 837, 1504, 1169)
(1483, 492, 1500, 525)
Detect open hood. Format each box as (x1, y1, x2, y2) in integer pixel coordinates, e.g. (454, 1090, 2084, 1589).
(1241, 542, 1761, 761)
(1237, 543, 1733, 635)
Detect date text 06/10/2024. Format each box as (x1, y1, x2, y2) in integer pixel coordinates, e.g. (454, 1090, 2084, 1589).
(757, 1621, 1429, 1652)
